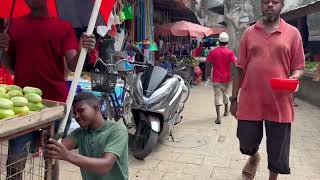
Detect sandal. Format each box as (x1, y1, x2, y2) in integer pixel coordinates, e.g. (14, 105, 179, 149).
(242, 154, 261, 180)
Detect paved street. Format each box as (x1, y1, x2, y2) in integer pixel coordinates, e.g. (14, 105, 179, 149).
(60, 85, 320, 180)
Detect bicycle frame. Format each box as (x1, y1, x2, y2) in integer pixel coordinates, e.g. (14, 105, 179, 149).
(93, 57, 135, 124)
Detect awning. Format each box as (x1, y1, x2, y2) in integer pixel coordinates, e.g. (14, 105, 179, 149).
(154, 0, 199, 24)
(281, 1, 320, 20)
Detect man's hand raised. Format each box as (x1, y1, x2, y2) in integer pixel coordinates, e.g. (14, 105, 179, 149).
(0, 33, 10, 50)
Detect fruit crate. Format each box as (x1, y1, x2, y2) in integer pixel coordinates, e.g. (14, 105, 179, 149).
(0, 100, 65, 180)
(0, 100, 65, 139)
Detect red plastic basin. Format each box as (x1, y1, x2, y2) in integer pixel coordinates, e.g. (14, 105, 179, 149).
(270, 78, 299, 92)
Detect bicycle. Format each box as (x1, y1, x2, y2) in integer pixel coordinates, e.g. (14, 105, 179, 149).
(91, 58, 137, 127)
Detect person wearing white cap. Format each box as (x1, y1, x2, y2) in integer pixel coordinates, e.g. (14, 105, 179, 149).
(206, 32, 237, 124)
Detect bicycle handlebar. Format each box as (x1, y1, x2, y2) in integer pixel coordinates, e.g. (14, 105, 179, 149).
(95, 57, 150, 68)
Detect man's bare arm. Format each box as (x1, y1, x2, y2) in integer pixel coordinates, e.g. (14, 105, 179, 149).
(290, 69, 304, 79)
(1, 50, 14, 73)
(67, 152, 118, 176)
(65, 50, 79, 72)
(47, 139, 118, 176)
(64, 33, 96, 72)
(232, 67, 244, 98)
(205, 61, 212, 80)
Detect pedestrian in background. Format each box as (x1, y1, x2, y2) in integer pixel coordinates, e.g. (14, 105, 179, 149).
(206, 32, 237, 124)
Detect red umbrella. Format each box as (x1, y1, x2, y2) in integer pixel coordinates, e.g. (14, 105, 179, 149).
(0, 0, 115, 29)
(0, 0, 58, 18)
(157, 20, 223, 38)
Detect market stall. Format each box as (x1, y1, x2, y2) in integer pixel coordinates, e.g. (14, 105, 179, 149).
(0, 84, 65, 179)
(0, 0, 115, 179)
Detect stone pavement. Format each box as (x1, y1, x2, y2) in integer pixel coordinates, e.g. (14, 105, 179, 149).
(59, 85, 320, 180)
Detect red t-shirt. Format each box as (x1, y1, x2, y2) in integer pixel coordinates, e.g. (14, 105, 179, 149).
(236, 19, 305, 123)
(206, 46, 237, 83)
(9, 16, 78, 102)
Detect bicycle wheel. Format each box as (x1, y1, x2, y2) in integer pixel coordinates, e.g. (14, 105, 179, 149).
(122, 90, 133, 128)
(105, 95, 117, 121)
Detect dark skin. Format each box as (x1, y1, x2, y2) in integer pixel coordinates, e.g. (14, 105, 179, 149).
(0, 0, 96, 72)
(231, 1, 304, 180)
(45, 101, 119, 176)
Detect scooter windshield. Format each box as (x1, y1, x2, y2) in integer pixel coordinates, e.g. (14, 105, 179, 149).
(142, 66, 168, 98)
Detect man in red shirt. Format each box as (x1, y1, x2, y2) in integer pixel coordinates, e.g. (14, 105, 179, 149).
(0, 0, 96, 179)
(206, 32, 237, 124)
(230, 0, 305, 179)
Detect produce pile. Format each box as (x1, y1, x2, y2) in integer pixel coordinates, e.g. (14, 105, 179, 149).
(0, 85, 45, 120)
(178, 56, 199, 67)
(160, 55, 179, 64)
(305, 61, 319, 71)
(160, 56, 199, 67)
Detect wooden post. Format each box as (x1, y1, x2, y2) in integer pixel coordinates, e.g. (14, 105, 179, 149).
(44, 123, 55, 180)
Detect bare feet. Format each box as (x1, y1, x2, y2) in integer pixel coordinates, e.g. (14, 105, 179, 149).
(269, 171, 278, 180)
(242, 152, 261, 180)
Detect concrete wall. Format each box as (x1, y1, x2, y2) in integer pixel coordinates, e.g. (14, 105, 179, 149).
(189, 0, 320, 54)
(308, 12, 320, 41)
(297, 72, 320, 108)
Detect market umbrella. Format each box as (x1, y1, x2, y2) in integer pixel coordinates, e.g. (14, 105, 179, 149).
(56, 0, 115, 28)
(0, 0, 115, 28)
(157, 20, 216, 38)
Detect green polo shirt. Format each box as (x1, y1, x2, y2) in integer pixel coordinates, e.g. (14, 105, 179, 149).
(69, 121, 128, 180)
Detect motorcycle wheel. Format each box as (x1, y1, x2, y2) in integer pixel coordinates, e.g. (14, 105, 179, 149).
(129, 117, 158, 160)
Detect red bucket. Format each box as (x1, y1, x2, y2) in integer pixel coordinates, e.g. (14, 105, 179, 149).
(270, 78, 299, 92)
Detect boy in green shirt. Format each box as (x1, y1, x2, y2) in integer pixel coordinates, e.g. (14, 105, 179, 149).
(46, 92, 128, 180)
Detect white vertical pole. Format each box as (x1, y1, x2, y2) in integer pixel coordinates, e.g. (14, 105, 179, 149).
(57, 0, 103, 134)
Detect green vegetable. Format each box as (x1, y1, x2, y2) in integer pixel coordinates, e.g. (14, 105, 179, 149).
(0, 87, 6, 94)
(27, 102, 44, 111)
(6, 85, 22, 92)
(0, 98, 13, 109)
(12, 106, 30, 116)
(25, 93, 42, 103)
(305, 61, 318, 71)
(7, 90, 23, 98)
(0, 109, 15, 119)
(23, 86, 43, 96)
(0, 93, 10, 99)
(0, 84, 7, 89)
(11, 97, 29, 107)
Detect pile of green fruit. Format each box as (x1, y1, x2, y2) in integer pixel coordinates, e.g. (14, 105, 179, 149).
(0, 85, 45, 120)
(178, 57, 199, 67)
(160, 55, 179, 64)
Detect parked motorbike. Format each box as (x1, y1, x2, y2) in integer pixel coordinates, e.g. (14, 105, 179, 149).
(129, 64, 190, 160)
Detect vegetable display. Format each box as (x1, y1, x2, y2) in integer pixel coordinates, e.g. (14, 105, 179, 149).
(0, 84, 45, 119)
